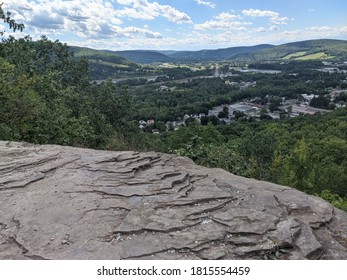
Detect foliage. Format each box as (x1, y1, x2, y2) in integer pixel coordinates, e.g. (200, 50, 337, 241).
(0, 36, 133, 148)
(0, 4, 24, 35)
(319, 190, 347, 211)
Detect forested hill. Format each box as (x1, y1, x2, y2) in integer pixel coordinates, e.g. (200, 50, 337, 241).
(72, 45, 274, 64)
(113, 50, 172, 63)
(72, 39, 347, 64)
(71, 46, 138, 79)
(234, 39, 347, 61)
(72, 46, 172, 64)
(168, 44, 274, 62)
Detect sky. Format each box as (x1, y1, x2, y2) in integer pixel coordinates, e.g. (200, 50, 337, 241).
(1, 0, 347, 51)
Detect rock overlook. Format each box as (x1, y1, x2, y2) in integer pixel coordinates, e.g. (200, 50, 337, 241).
(0, 141, 346, 260)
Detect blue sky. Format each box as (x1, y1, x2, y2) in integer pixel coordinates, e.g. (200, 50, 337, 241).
(2, 0, 347, 50)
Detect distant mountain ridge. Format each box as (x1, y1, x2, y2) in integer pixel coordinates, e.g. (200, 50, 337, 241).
(72, 39, 347, 66)
(169, 44, 274, 62)
(232, 39, 347, 61)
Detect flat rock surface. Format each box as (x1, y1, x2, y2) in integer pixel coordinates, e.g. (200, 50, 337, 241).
(0, 141, 346, 260)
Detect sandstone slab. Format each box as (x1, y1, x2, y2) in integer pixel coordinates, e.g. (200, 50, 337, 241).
(0, 141, 346, 259)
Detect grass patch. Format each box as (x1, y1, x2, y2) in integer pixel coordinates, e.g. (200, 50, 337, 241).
(89, 60, 129, 68)
(282, 51, 307, 59)
(295, 52, 335, 60)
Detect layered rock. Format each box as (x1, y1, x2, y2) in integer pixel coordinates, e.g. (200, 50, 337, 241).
(0, 141, 346, 259)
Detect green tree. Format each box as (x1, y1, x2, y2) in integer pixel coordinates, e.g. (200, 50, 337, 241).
(284, 138, 315, 192)
(0, 4, 24, 35)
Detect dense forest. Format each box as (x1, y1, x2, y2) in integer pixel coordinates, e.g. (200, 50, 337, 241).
(1, 27, 346, 210)
(0, 36, 134, 148)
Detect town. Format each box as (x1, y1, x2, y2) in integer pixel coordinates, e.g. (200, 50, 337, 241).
(133, 61, 347, 133)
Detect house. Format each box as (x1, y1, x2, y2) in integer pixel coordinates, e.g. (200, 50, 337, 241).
(147, 119, 155, 125)
(159, 85, 169, 91)
(183, 114, 190, 120)
(224, 80, 238, 86)
(301, 94, 318, 103)
(139, 120, 147, 129)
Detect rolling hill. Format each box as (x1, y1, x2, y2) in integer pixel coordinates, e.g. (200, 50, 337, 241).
(112, 50, 172, 63)
(168, 44, 274, 62)
(70, 39, 347, 79)
(70, 46, 138, 79)
(233, 39, 347, 61)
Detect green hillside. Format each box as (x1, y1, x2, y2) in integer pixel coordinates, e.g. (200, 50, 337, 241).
(169, 44, 274, 62)
(233, 39, 347, 61)
(113, 50, 172, 63)
(71, 46, 138, 80)
(72, 39, 347, 68)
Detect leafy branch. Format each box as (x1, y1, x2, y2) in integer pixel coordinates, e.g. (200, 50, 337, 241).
(0, 3, 24, 36)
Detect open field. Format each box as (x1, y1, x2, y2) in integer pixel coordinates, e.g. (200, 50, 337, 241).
(295, 52, 336, 60)
(282, 51, 307, 59)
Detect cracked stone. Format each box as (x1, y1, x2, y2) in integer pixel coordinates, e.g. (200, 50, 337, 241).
(0, 141, 346, 259)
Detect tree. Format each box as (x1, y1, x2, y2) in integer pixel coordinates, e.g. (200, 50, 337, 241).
(218, 106, 229, 118)
(92, 80, 133, 130)
(0, 4, 24, 35)
(268, 98, 281, 112)
(310, 95, 330, 109)
(284, 138, 315, 193)
(218, 111, 227, 118)
(200, 116, 209, 126)
(0, 35, 135, 148)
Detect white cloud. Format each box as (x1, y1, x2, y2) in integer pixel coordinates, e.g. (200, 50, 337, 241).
(2, 0, 347, 51)
(242, 8, 289, 25)
(116, 8, 157, 20)
(215, 12, 241, 21)
(194, 0, 216, 9)
(270, 25, 347, 44)
(116, 0, 192, 24)
(306, 26, 334, 32)
(116, 0, 135, 5)
(253, 27, 266, 33)
(30, 10, 64, 29)
(242, 9, 278, 18)
(269, 26, 279, 31)
(195, 12, 249, 31)
(195, 20, 248, 31)
(158, 4, 192, 24)
(2, 0, 167, 41)
(271, 16, 289, 25)
(119, 26, 162, 38)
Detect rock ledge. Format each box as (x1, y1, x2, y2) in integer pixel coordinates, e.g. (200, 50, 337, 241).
(0, 141, 346, 259)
